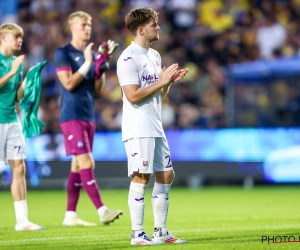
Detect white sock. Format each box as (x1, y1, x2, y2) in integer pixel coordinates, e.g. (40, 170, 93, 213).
(152, 182, 171, 233)
(128, 182, 146, 235)
(14, 200, 28, 224)
(65, 211, 77, 220)
(97, 205, 108, 218)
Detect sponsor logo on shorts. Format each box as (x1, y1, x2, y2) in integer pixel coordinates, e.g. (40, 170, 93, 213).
(141, 158, 149, 171)
(131, 153, 138, 157)
(143, 159, 148, 167)
(75, 57, 80, 61)
(68, 135, 73, 140)
(135, 197, 144, 201)
(124, 57, 132, 61)
(77, 140, 84, 148)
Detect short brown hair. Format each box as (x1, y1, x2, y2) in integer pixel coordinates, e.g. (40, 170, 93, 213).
(125, 7, 158, 35)
(0, 23, 23, 44)
(68, 11, 92, 28)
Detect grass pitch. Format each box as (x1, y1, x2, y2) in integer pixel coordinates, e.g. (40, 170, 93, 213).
(1, 186, 300, 249)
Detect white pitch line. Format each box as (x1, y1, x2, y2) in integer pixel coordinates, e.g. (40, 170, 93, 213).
(0, 224, 298, 245)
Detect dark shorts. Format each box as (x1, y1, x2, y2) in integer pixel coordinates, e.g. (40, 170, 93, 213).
(60, 120, 95, 156)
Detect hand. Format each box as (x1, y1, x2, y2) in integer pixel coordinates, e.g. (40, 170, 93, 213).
(10, 55, 25, 75)
(107, 39, 119, 56)
(94, 41, 110, 80)
(94, 39, 119, 80)
(84, 42, 94, 63)
(159, 64, 178, 86)
(170, 68, 189, 83)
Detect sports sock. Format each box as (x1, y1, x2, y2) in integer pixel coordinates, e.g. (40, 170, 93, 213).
(64, 211, 77, 220)
(14, 200, 27, 224)
(66, 171, 81, 211)
(128, 182, 146, 235)
(80, 169, 104, 209)
(97, 205, 108, 218)
(152, 182, 171, 233)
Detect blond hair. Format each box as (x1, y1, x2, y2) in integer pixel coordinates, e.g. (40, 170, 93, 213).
(68, 11, 92, 28)
(125, 7, 158, 36)
(0, 23, 23, 44)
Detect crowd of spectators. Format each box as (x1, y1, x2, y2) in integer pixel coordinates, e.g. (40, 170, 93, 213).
(15, 0, 300, 132)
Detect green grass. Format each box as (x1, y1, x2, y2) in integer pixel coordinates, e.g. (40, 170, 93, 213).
(1, 186, 300, 249)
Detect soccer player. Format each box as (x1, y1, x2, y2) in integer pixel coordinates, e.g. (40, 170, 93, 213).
(54, 11, 122, 226)
(117, 7, 189, 245)
(0, 23, 44, 231)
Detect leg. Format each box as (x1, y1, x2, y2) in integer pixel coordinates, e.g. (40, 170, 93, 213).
(152, 170, 174, 234)
(61, 120, 122, 226)
(76, 153, 122, 225)
(9, 160, 44, 231)
(6, 122, 43, 231)
(130, 173, 159, 245)
(76, 152, 103, 209)
(63, 156, 96, 226)
(66, 156, 81, 212)
(152, 170, 186, 243)
(9, 159, 26, 202)
(151, 137, 186, 243)
(129, 173, 150, 233)
(124, 137, 159, 245)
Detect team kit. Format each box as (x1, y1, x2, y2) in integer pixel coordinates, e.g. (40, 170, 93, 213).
(0, 7, 189, 245)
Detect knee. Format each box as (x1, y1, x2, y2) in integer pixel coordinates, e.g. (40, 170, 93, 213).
(12, 163, 25, 178)
(132, 174, 151, 186)
(156, 170, 174, 184)
(169, 171, 175, 183)
(80, 158, 95, 170)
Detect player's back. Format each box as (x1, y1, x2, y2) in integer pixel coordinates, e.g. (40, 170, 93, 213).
(54, 44, 95, 123)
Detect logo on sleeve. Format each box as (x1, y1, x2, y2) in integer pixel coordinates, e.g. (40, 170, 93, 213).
(124, 57, 132, 61)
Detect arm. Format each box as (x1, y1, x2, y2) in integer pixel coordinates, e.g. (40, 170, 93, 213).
(0, 71, 15, 88)
(161, 83, 172, 99)
(94, 73, 105, 94)
(122, 64, 179, 105)
(161, 68, 189, 99)
(122, 80, 164, 105)
(94, 40, 119, 94)
(56, 69, 86, 91)
(0, 55, 24, 89)
(55, 43, 94, 91)
(16, 78, 26, 101)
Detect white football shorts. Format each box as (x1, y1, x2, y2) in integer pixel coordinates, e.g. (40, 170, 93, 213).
(0, 122, 26, 164)
(124, 137, 173, 177)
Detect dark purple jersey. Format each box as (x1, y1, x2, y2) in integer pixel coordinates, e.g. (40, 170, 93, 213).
(54, 43, 95, 123)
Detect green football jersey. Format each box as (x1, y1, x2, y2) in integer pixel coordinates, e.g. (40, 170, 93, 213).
(0, 53, 23, 123)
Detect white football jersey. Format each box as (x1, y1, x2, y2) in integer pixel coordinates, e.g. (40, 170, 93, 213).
(117, 42, 165, 141)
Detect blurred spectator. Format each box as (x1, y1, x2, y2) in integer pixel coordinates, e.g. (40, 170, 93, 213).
(256, 14, 287, 59)
(13, 0, 300, 132)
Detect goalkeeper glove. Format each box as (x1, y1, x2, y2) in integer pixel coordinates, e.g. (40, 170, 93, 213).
(94, 39, 119, 80)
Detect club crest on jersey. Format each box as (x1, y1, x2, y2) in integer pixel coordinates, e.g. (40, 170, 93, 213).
(77, 140, 84, 148)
